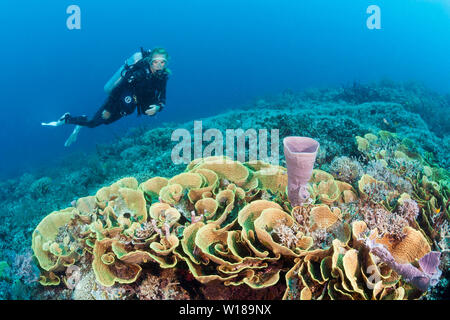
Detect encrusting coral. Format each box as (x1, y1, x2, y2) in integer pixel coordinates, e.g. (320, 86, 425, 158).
(31, 131, 449, 300)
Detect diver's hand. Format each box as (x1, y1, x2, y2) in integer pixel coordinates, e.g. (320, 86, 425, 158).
(102, 110, 111, 120)
(145, 105, 160, 116)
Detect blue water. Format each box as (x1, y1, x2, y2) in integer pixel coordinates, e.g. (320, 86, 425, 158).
(0, 0, 449, 179)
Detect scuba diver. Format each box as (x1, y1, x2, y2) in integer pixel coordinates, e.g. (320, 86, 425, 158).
(42, 47, 170, 146)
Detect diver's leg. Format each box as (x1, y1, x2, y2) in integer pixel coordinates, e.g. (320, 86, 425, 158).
(43, 95, 114, 128)
(63, 108, 105, 146)
(41, 112, 71, 127)
(41, 111, 98, 127)
(66, 95, 124, 128)
(64, 125, 82, 147)
(60, 108, 104, 146)
(65, 108, 102, 128)
(63, 112, 122, 147)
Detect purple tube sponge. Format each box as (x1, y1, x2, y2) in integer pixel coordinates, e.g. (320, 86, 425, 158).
(367, 239, 442, 292)
(283, 137, 320, 207)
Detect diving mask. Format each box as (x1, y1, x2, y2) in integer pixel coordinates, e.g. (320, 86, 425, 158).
(150, 56, 167, 70)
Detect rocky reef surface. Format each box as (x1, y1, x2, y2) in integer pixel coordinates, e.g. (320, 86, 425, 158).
(0, 81, 448, 300)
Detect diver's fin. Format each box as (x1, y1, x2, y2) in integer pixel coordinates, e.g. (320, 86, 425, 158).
(64, 125, 82, 147)
(41, 113, 71, 127)
(41, 121, 61, 127)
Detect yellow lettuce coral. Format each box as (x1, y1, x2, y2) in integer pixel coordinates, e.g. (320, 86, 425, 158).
(31, 153, 441, 300)
(32, 208, 87, 272)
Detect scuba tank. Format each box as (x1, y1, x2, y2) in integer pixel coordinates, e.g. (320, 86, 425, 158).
(104, 47, 151, 95)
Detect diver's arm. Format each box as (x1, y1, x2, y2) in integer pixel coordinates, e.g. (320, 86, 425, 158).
(156, 78, 167, 111)
(143, 81, 167, 116)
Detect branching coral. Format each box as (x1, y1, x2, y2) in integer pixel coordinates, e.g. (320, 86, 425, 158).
(366, 160, 413, 194)
(329, 156, 363, 184)
(271, 218, 302, 250)
(362, 205, 409, 241)
(398, 199, 420, 223)
(137, 271, 189, 300)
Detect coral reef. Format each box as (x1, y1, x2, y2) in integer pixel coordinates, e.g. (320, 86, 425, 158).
(29, 129, 449, 299)
(0, 80, 448, 300)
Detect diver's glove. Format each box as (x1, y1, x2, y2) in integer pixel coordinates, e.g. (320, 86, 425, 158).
(64, 125, 82, 147)
(41, 112, 71, 127)
(144, 105, 161, 116)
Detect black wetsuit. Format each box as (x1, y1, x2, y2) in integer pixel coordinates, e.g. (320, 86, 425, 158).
(66, 64, 168, 128)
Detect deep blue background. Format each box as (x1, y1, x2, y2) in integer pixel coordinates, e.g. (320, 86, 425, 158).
(0, 0, 449, 179)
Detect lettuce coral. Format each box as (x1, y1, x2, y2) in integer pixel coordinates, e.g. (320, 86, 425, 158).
(31, 132, 448, 300)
